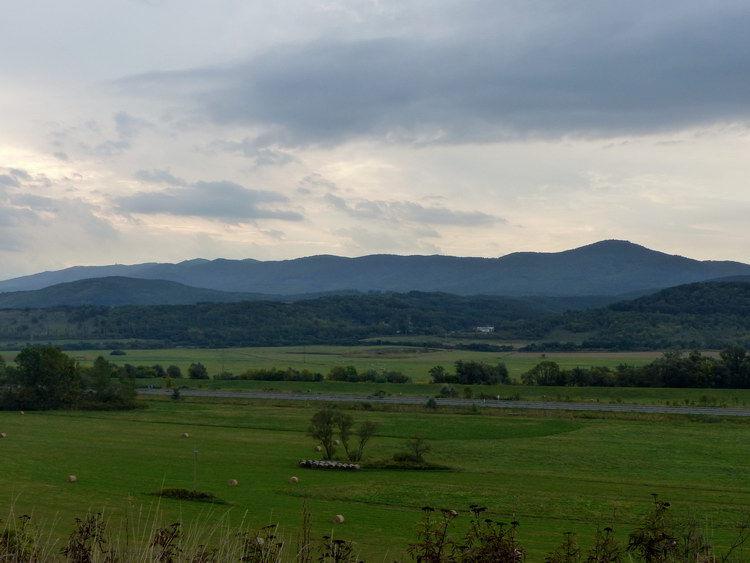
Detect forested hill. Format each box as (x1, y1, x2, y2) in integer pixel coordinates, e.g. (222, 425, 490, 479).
(536, 281, 750, 350)
(1, 282, 750, 350)
(2, 240, 750, 297)
(0, 277, 273, 308)
(0, 292, 550, 349)
(610, 281, 750, 315)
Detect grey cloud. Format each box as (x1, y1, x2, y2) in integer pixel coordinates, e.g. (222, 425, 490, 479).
(9, 169, 31, 181)
(0, 193, 117, 251)
(11, 194, 59, 211)
(135, 168, 187, 186)
(0, 175, 19, 187)
(298, 174, 338, 195)
(53, 152, 69, 161)
(208, 137, 297, 167)
(324, 193, 502, 226)
(94, 140, 131, 156)
(116, 1, 750, 146)
(114, 111, 151, 139)
(117, 180, 304, 222)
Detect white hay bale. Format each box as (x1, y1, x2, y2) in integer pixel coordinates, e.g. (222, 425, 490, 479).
(332, 514, 345, 524)
(289, 476, 299, 484)
(181, 432, 190, 438)
(67, 475, 77, 483)
(332, 439, 340, 446)
(315, 445, 322, 452)
(19, 411, 24, 415)
(0, 433, 6, 438)
(227, 479, 238, 486)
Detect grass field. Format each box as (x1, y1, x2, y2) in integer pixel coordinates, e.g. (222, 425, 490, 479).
(3, 345, 743, 408)
(2, 395, 750, 561)
(2, 345, 662, 383)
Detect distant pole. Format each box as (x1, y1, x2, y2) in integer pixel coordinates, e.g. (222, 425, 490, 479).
(193, 446, 199, 490)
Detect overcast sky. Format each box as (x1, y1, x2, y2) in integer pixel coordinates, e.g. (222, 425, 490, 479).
(2, 0, 750, 280)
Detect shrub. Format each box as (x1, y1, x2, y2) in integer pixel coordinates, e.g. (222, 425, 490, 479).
(152, 488, 225, 504)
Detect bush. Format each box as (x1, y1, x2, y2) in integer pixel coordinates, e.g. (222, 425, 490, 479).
(152, 488, 225, 504)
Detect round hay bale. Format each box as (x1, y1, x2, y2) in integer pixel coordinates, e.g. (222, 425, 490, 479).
(0, 433, 6, 438)
(67, 475, 77, 483)
(332, 439, 340, 446)
(332, 514, 345, 524)
(180, 432, 190, 438)
(289, 476, 299, 484)
(314, 445, 322, 452)
(227, 479, 238, 486)
(19, 411, 25, 415)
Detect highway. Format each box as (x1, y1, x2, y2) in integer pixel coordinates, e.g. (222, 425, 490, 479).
(137, 388, 750, 417)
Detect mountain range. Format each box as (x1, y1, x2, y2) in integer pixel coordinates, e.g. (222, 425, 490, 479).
(1, 240, 749, 307)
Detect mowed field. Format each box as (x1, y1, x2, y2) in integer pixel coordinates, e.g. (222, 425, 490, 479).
(2, 395, 750, 561)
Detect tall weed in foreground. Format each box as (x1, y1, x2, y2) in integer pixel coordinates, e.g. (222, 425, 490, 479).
(1, 514, 37, 562)
(2, 495, 750, 561)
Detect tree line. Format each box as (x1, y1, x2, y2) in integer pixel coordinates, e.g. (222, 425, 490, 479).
(0, 346, 141, 410)
(521, 346, 750, 388)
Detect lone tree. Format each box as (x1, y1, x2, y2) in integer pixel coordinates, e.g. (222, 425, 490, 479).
(404, 436, 431, 463)
(350, 420, 378, 462)
(309, 407, 340, 460)
(187, 362, 209, 380)
(308, 407, 378, 461)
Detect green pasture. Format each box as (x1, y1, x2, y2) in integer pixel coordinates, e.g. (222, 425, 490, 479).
(2, 397, 750, 560)
(9, 345, 747, 407)
(6, 345, 750, 408)
(7, 344, 661, 381)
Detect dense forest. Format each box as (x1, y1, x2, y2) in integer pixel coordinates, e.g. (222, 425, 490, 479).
(0, 292, 547, 349)
(0, 281, 749, 351)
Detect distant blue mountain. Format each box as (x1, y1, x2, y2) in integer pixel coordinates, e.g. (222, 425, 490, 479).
(1, 240, 749, 297)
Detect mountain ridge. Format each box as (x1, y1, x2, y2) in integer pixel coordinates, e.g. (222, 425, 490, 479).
(2, 239, 749, 297)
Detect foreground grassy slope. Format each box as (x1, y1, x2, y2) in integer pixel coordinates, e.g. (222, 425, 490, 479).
(2, 397, 750, 560)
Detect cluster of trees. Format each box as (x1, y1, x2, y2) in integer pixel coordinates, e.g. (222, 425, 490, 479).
(521, 346, 750, 388)
(0, 346, 139, 410)
(308, 407, 378, 462)
(114, 362, 208, 379)
(429, 360, 510, 385)
(326, 365, 410, 383)
(215, 367, 324, 382)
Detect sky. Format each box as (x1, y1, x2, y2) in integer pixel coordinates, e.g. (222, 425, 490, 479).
(2, 0, 750, 280)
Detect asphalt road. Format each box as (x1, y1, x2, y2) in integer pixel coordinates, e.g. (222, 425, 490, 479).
(137, 388, 750, 417)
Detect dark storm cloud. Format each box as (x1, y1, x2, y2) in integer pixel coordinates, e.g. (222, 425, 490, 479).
(325, 193, 502, 226)
(115, 1, 750, 146)
(117, 180, 303, 222)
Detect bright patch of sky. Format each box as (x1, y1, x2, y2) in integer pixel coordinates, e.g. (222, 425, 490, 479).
(2, 0, 750, 278)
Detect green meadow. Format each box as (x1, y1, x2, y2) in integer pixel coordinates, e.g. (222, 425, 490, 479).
(30, 345, 660, 383)
(10, 345, 745, 407)
(2, 395, 750, 560)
